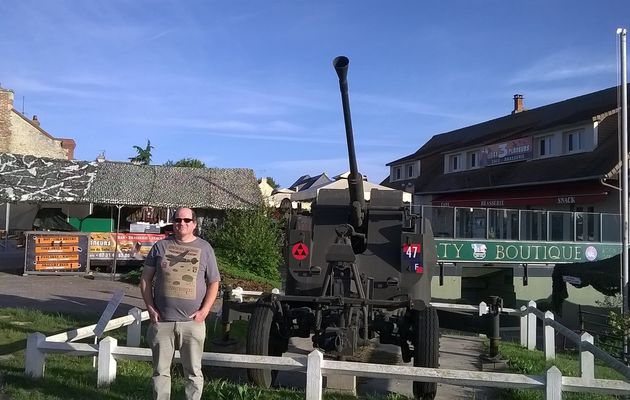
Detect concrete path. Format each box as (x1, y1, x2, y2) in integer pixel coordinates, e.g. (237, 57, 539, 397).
(0, 249, 146, 317)
(0, 248, 500, 399)
(273, 334, 498, 400)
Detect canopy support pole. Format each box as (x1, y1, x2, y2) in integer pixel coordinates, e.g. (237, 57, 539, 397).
(112, 205, 123, 280)
(3, 202, 9, 251)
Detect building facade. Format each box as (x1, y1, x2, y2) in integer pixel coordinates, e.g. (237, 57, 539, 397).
(0, 88, 75, 159)
(384, 87, 625, 326)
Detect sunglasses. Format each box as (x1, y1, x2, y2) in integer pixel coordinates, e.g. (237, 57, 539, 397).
(174, 218, 194, 223)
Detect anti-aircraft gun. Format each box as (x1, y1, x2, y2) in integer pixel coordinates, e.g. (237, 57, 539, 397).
(243, 56, 440, 400)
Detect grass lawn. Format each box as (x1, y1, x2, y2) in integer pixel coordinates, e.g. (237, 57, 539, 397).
(2, 307, 627, 399)
(498, 340, 627, 400)
(0, 307, 408, 400)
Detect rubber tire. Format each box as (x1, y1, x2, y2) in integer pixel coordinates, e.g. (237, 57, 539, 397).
(246, 304, 284, 388)
(413, 307, 439, 400)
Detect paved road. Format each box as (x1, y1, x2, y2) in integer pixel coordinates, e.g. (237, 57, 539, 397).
(0, 248, 499, 399)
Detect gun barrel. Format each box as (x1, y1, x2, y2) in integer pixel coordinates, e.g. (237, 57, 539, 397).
(333, 56, 366, 219)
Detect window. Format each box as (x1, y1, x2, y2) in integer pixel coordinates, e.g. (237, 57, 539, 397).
(538, 135, 553, 157)
(467, 151, 479, 169)
(449, 154, 461, 172)
(406, 163, 414, 178)
(564, 129, 584, 153)
(394, 166, 401, 181)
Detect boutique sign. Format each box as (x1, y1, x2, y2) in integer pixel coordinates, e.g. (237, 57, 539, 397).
(435, 239, 620, 264)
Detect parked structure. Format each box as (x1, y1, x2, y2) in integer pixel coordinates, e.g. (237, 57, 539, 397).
(0, 88, 75, 159)
(384, 87, 625, 326)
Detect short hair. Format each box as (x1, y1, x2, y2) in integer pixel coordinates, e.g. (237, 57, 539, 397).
(173, 207, 196, 221)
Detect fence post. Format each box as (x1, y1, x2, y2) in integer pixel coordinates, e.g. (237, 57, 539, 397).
(25, 332, 46, 378)
(545, 366, 562, 400)
(527, 300, 537, 350)
(306, 350, 324, 400)
(544, 311, 555, 360)
(580, 332, 594, 380)
(520, 305, 527, 347)
(97, 336, 117, 387)
(127, 307, 142, 347)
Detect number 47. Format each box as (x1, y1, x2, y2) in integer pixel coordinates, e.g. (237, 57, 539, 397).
(405, 244, 420, 258)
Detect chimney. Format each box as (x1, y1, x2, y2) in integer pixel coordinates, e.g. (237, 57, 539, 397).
(0, 89, 14, 153)
(32, 115, 40, 126)
(512, 94, 524, 114)
(59, 139, 76, 160)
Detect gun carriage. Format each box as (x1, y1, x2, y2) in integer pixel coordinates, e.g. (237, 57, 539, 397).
(231, 56, 440, 400)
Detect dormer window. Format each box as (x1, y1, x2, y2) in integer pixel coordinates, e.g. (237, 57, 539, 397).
(449, 153, 461, 172)
(537, 135, 553, 157)
(564, 129, 584, 153)
(467, 151, 479, 169)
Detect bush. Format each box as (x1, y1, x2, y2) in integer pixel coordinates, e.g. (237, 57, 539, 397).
(202, 207, 282, 281)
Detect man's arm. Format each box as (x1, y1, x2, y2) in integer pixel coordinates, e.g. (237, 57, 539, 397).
(190, 280, 219, 322)
(140, 266, 161, 323)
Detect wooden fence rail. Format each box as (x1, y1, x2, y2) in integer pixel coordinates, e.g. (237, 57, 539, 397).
(24, 305, 630, 399)
(514, 300, 630, 381)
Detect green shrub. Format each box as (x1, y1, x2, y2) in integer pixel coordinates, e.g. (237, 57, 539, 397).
(202, 207, 282, 281)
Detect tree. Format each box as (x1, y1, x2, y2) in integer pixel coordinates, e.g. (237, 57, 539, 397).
(129, 140, 154, 165)
(261, 176, 280, 190)
(164, 158, 206, 168)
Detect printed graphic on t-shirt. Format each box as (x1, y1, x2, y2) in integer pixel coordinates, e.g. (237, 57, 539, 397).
(160, 244, 200, 300)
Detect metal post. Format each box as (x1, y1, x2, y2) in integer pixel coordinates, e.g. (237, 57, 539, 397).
(486, 207, 490, 239)
(4, 202, 9, 251)
(618, 27, 629, 321)
(112, 205, 123, 280)
(453, 207, 458, 238)
(518, 210, 525, 240)
(487, 296, 502, 358)
(617, 28, 630, 364)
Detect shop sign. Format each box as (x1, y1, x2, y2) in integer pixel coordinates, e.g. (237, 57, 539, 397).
(89, 232, 167, 260)
(435, 239, 621, 263)
(480, 137, 533, 166)
(24, 231, 90, 274)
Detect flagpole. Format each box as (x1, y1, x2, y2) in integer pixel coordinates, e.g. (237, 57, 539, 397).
(618, 27, 629, 321)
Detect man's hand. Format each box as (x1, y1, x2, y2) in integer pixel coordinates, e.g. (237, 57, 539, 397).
(189, 309, 209, 323)
(148, 305, 161, 323)
(190, 281, 219, 323)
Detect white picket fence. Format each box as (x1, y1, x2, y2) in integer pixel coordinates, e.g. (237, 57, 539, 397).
(24, 304, 630, 399)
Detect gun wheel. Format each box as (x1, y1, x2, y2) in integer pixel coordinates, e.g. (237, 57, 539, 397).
(246, 303, 287, 388)
(413, 307, 439, 400)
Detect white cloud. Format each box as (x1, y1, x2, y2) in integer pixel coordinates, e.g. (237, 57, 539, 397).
(8, 77, 111, 99)
(508, 52, 615, 85)
(353, 92, 476, 121)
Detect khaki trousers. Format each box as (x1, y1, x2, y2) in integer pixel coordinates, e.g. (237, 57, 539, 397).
(147, 321, 206, 400)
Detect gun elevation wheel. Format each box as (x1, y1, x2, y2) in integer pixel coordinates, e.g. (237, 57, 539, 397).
(413, 307, 439, 400)
(246, 303, 287, 388)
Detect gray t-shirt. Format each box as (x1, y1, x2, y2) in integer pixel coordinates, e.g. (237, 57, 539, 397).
(144, 236, 220, 322)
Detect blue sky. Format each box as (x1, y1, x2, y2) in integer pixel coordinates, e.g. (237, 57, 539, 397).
(1, 1, 628, 187)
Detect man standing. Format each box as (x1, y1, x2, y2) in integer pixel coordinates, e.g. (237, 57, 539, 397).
(140, 207, 220, 400)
